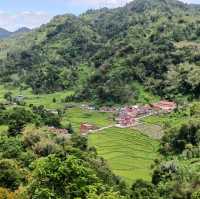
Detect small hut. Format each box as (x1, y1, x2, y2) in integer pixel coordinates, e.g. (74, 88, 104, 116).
(80, 123, 97, 134)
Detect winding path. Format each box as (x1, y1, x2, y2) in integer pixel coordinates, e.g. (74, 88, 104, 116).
(89, 125, 114, 133)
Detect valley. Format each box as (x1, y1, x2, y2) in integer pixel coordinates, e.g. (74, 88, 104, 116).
(0, 0, 200, 198)
(0, 84, 198, 186)
(0, 85, 164, 184)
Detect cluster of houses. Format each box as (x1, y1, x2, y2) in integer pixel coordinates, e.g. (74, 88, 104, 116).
(99, 106, 116, 113)
(116, 100, 177, 127)
(81, 104, 116, 112)
(81, 104, 96, 110)
(79, 100, 177, 133)
(116, 105, 153, 127)
(151, 100, 177, 112)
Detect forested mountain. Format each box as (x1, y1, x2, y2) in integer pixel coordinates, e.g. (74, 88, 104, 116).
(1, 0, 200, 104)
(13, 27, 31, 35)
(0, 27, 31, 39)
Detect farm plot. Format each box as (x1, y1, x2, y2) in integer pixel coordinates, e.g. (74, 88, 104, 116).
(62, 108, 114, 132)
(133, 122, 164, 139)
(88, 127, 159, 184)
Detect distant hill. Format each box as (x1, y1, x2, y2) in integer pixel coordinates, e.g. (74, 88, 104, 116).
(0, 28, 11, 39)
(0, 27, 31, 39)
(12, 27, 31, 35)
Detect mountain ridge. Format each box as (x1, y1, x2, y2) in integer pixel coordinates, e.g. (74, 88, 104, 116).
(0, 27, 31, 39)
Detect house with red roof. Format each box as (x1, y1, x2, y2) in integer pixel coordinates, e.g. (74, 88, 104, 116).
(80, 123, 97, 134)
(152, 100, 177, 112)
(116, 107, 136, 127)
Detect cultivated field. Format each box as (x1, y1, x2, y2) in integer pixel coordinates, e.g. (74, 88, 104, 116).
(88, 127, 159, 184)
(62, 108, 114, 131)
(142, 113, 200, 129)
(133, 122, 164, 139)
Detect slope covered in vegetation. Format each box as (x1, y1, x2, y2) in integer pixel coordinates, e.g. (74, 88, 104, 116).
(0, 105, 127, 198)
(1, 0, 200, 104)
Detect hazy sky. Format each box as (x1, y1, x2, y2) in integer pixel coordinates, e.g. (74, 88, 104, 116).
(0, 0, 199, 31)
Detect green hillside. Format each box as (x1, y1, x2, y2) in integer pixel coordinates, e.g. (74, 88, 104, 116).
(1, 0, 200, 104)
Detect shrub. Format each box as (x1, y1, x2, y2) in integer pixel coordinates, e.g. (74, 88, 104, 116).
(0, 136, 23, 159)
(33, 140, 62, 156)
(22, 131, 41, 148)
(130, 180, 159, 199)
(0, 159, 23, 190)
(192, 190, 200, 199)
(52, 98, 56, 103)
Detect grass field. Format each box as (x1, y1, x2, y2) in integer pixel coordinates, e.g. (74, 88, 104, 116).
(88, 127, 159, 184)
(62, 108, 114, 131)
(143, 113, 200, 130)
(0, 85, 74, 109)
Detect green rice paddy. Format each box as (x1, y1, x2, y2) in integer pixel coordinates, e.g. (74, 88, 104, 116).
(62, 108, 114, 132)
(88, 127, 160, 184)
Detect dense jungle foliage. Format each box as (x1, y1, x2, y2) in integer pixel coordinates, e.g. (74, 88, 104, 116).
(1, 0, 200, 104)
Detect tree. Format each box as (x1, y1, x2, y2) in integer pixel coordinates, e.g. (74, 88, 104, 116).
(28, 155, 103, 199)
(130, 180, 159, 199)
(4, 92, 13, 103)
(32, 105, 61, 127)
(87, 191, 125, 199)
(0, 136, 23, 159)
(192, 190, 200, 199)
(71, 135, 88, 151)
(0, 159, 23, 190)
(7, 108, 35, 136)
(152, 161, 178, 185)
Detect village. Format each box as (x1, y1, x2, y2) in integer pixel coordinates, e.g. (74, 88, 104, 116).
(79, 100, 177, 135)
(1, 93, 177, 137)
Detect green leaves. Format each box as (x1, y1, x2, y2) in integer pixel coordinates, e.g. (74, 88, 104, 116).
(29, 155, 102, 199)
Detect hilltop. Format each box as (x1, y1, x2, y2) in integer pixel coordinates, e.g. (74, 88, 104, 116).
(0, 27, 31, 39)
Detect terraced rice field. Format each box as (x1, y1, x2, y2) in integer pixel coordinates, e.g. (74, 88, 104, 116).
(88, 127, 159, 184)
